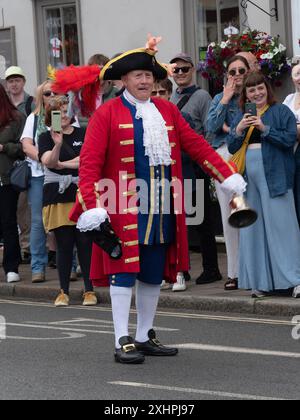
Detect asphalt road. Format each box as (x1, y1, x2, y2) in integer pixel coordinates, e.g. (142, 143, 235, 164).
(0, 298, 300, 401)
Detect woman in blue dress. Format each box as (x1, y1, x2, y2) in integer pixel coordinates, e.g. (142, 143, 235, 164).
(228, 72, 300, 298)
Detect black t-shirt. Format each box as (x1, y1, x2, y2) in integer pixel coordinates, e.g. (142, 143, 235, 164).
(39, 127, 85, 206)
(248, 127, 262, 145)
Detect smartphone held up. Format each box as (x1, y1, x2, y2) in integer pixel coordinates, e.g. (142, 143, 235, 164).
(51, 110, 62, 133)
(245, 103, 257, 117)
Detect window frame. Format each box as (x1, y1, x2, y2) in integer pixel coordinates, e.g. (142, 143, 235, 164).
(182, 0, 244, 62)
(0, 27, 17, 72)
(34, 0, 84, 83)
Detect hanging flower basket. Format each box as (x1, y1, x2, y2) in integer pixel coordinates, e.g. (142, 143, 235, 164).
(198, 30, 291, 89)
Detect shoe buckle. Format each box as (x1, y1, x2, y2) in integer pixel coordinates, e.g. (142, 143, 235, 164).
(152, 338, 162, 347)
(123, 344, 136, 353)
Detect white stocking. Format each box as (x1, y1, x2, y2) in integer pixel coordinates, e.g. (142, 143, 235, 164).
(135, 280, 161, 343)
(110, 286, 133, 349)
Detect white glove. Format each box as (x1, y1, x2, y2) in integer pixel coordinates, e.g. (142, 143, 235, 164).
(77, 208, 109, 232)
(220, 174, 247, 198)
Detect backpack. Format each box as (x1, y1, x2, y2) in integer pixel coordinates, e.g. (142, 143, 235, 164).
(25, 96, 34, 117)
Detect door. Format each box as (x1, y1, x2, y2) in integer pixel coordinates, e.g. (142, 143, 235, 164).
(182, 0, 242, 87)
(35, 0, 83, 82)
(197, 0, 241, 60)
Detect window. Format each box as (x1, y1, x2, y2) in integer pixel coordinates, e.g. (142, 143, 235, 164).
(0, 27, 17, 79)
(197, 0, 241, 59)
(35, 0, 83, 81)
(46, 5, 80, 67)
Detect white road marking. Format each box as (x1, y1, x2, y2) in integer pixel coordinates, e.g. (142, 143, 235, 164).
(174, 343, 300, 359)
(5, 332, 85, 340)
(26, 318, 178, 332)
(108, 381, 285, 401)
(5, 322, 113, 335)
(0, 298, 294, 327)
(2, 316, 178, 341)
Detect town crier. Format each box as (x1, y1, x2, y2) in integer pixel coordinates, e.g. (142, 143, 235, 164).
(69, 37, 247, 364)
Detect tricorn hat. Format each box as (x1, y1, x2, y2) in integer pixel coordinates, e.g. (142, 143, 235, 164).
(100, 48, 168, 81)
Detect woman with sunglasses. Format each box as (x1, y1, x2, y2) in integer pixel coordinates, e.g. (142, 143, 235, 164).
(207, 55, 250, 292)
(151, 79, 173, 101)
(228, 72, 300, 299)
(39, 97, 96, 307)
(20, 81, 56, 284)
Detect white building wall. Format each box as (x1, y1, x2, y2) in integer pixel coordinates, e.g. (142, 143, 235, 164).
(291, 0, 300, 57)
(1, 0, 295, 95)
(1, 0, 183, 95)
(79, 0, 183, 66)
(0, 0, 37, 95)
(244, 0, 271, 34)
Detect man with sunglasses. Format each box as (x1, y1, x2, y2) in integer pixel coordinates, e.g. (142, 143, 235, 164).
(170, 54, 211, 136)
(170, 53, 222, 288)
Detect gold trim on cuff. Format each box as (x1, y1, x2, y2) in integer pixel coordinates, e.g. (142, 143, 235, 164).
(203, 160, 225, 183)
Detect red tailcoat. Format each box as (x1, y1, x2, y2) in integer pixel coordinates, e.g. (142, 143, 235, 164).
(70, 97, 235, 287)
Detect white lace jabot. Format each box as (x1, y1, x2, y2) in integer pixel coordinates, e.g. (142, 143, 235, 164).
(123, 89, 172, 167)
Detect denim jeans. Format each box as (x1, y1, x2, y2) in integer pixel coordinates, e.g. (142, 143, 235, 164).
(294, 145, 300, 226)
(28, 176, 48, 274)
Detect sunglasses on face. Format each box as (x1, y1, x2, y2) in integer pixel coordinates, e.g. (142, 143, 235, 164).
(228, 68, 247, 77)
(173, 66, 192, 74)
(152, 89, 167, 96)
(43, 91, 55, 97)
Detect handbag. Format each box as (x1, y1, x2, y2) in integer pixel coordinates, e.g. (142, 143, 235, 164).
(230, 126, 255, 175)
(10, 160, 32, 192)
(9, 115, 38, 192)
(229, 105, 269, 175)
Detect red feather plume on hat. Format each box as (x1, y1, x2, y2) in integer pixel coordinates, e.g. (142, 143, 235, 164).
(52, 64, 102, 118)
(53, 64, 100, 93)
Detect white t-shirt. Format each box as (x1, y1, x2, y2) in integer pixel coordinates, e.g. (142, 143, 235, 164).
(20, 113, 81, 178)
(283, 93, 300, 151)
(20, 113, 44, 178)
(283, 94, 300, 122)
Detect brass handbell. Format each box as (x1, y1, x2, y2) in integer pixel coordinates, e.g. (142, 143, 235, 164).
(228, 195, 258, 229)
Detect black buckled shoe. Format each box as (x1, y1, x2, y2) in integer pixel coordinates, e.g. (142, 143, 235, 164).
(114, 336, 145, 364)
(135, 330, 178, 357)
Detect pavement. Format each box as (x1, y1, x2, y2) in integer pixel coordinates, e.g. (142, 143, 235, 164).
(1, 250, 300, 318)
